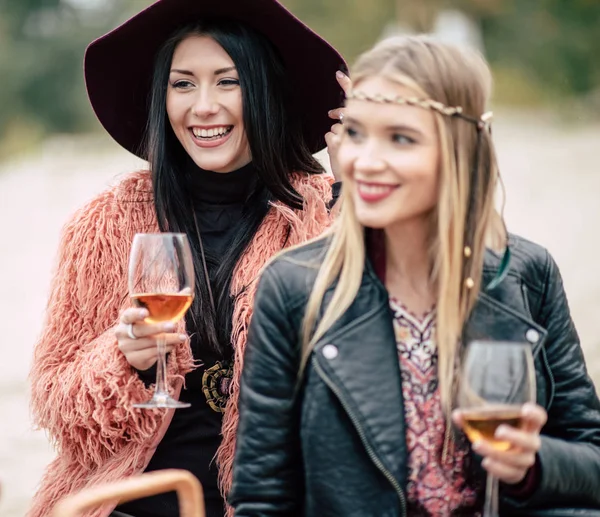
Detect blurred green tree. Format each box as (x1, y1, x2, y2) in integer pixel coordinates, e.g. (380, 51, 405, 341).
(0, 0, 148, 154)
(478, 0, 600, 97)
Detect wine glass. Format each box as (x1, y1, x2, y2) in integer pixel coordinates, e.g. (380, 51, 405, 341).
(128, 233, 195, 409)
(457, 340, 536, 517)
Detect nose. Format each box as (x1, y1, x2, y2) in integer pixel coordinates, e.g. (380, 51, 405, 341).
(191, 87, 219, 118)
(353, 142, 387, 175)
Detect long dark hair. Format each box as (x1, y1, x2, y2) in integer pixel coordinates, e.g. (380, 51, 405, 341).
(145, 19, 324, 357)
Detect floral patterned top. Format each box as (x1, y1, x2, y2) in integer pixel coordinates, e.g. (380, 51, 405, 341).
(390, 298, 482, 516)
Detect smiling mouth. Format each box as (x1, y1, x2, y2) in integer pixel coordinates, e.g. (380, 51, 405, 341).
(357, 182, 398, 194)
(191, 125, 233, 141)
(356, 181, 400, 202)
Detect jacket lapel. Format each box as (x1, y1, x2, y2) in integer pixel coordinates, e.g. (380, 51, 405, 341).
(465, 291, 548, 358)
(312, 275, 408, 488)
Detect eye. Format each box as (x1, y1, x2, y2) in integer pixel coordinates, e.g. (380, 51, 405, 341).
(345, 126, 360, 139)
(218, 78, 240, 87)
(171, 80, 194, 89)
(392, 133, 415, 145)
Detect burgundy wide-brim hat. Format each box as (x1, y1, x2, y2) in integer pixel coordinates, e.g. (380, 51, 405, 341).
(84, 0, 346, 159)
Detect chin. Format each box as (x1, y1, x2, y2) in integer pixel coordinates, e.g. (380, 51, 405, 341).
(354, 207, 394, 229)
(190, 155, 233, 173)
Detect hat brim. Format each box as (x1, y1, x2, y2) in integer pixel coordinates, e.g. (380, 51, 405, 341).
(84, 0, 346, 159)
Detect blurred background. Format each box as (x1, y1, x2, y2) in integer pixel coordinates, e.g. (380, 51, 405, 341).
(0, 0, 599, 515)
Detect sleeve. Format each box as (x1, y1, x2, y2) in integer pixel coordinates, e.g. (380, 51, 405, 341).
(504, 251, 600, 509)
(229, 264, 303, 516)
(29, 195, 161, 468)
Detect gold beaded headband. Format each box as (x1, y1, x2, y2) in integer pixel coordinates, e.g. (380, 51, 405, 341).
(345, 90, 493, 131)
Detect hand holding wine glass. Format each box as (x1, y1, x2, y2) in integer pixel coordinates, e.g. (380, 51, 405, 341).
(452, 340, 547, 517)
(453, 402, 546, 483)
(115, 307, 187, 372)
(126, 233, 195, 409)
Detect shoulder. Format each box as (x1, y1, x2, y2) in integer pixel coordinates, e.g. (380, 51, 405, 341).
(483, 233, 567, 325)
(484, 233, 556, 295)
(66, 170, 153, 230)
(93, 169, 153, 209)
(57, 170, 154, 257)
(258, 236, 331, 306)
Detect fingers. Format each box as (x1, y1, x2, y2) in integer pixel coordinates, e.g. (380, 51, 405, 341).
(481, 457, 531, 484)
(336, 70, 352, 94)
(118, 333, 188, 353)
(117, 332, 188, 371)
(472, 429, 537, 485)
(325, 119, 345, 149)
(125, 346, 175, 372)
(328, 70, 352, 123)
(325, 131, 342, 153)
(473, 439, 536, 470)
(464, 404, 547, 486)
(128, 321, 175, 339)
(120, 308, 149, 325)
(495, 425, 541, 452)
(451, 409, 464, 428)
(115, 318, 175, 341)
(328, 108, 344, 121)
(521, 403, 548, 432)
(330, 121, 345, 135)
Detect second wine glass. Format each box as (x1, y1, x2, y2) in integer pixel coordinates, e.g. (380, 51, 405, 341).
(128, 233, 195, 409)
(457, 340, 536, 517)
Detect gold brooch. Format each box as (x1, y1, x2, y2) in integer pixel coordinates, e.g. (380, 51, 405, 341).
(202, 361, 233, 413)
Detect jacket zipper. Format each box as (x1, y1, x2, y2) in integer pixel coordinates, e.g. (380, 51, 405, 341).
(313, 359, 407, 517)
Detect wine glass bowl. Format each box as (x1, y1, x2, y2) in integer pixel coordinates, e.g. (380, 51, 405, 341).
(131, 291, 193, 324)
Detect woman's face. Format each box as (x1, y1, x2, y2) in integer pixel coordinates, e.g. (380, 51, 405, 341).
(338, 76, 440, 231)
(166, 35, 251, 173)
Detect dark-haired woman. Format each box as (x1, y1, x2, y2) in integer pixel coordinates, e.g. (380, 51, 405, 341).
(28, 1, 346, 516)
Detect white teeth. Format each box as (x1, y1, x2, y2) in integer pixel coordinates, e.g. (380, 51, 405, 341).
(358, 184, 396, 195)
(192, 127, 231, 138)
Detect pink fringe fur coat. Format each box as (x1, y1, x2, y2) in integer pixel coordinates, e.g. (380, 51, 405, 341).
(29, 170, 334, 517)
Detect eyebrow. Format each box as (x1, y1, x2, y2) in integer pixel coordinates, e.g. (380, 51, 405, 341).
(386, 124, 424, 135)
(170, 69, 194, 76)
(214, 66, 236, 75)
(169, 67, 237, 76)
(346, 117, 424, 135)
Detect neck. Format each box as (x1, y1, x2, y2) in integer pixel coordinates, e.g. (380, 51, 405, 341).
(383, 216, 434, 308)
(184, 157, 258, 205)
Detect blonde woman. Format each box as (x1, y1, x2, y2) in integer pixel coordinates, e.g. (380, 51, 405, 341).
(229, 36, 600, 516)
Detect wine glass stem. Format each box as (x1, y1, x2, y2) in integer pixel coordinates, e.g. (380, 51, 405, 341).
(154, 333, 169, 397)
(483, 474, 499, 517)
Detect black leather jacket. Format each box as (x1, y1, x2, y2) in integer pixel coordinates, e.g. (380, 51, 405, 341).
(230, 234, 600, 516)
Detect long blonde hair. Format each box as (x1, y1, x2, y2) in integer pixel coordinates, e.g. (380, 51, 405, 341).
(301, 36, 506, 415)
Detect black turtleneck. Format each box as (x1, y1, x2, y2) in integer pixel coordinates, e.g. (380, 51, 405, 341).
(117, 163, 340, 517)
(187, 162, 259, 256)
